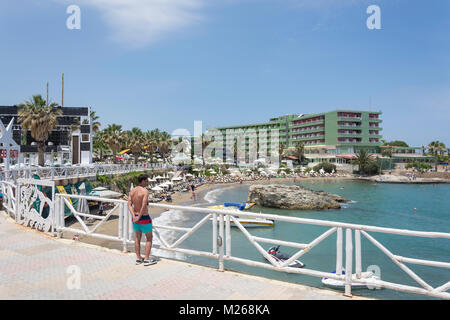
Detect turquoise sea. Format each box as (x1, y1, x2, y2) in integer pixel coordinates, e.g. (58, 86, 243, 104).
(153, 180, 450, 300)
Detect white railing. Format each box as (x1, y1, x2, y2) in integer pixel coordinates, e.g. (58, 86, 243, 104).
(0, 163, 173, 182)
(0, 180, 17, 219)
(51, 193, 450, 300)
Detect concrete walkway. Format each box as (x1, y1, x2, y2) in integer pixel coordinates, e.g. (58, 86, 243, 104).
(0, 212, 365, 300)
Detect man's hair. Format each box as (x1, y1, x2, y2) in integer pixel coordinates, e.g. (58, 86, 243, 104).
(138, 174, 149, 184)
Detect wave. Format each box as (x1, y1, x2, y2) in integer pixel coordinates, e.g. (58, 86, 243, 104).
(204, 187, 227, 204)
(152, 209, 188, 260)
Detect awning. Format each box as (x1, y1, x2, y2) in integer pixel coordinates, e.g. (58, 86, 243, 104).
(336, 154, 356, 159)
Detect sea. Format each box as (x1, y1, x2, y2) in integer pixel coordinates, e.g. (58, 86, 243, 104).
(152, 179, 450, 300)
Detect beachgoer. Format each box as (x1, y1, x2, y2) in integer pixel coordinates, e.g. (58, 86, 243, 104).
(98, 202, 104, 215)
(190, 183, 196, 201)
(128, 174, 156, 266)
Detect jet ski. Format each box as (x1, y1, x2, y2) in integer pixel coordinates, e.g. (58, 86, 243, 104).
(321, 268, 381, 290)
(266, 246, 305, 268)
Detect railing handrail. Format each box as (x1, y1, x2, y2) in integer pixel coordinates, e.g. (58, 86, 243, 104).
(2, 180, 449, 299)
(54, 193, 450, 239)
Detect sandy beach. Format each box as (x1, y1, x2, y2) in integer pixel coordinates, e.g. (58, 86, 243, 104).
(61, 175, 354, 250)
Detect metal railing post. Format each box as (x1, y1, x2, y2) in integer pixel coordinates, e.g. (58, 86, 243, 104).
(123, 203, 129, 252)
(218, 214, 224, 271)
(212, 213, 217, 255)
(336, 227, 343, 275)
(226, 214, 231, 257)
(345, 228, 353, 297)
(355, 229, 362, 279)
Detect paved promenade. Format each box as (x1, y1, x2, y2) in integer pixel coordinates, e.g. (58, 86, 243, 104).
(0, 212, 364, 300)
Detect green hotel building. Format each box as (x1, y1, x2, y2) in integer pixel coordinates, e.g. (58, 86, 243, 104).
(214, 110, 383, 164)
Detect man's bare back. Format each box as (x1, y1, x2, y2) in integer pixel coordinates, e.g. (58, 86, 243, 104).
(129, 186, 149, 216)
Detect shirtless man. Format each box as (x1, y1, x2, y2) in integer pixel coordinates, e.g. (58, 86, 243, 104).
(128, 174, 157, 266)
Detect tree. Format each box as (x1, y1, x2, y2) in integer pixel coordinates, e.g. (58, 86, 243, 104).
(428, 141, 446, 171)
(124, 127, 145, 164)
(279, 141, 286, 164)
(144, 129, 160, 163)
(294, 141, 306, 164)
(352, 149, 379, 175)
(386, 140, 409, 147)
(18, 94, 62, 166)
(103, 124, 123, 164)
(157, 131, 172, 163)
(201, 133, 212, 166)
(92, 130, 109, 161)
(90, 111, 101, 134)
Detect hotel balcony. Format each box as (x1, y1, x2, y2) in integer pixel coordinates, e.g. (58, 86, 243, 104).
(290, 119, 325, 128)
(338, 117, 362, 122)
(338, 132, 363, 137)
(290, 128, 324, 135)
(338, 124, 362, 129)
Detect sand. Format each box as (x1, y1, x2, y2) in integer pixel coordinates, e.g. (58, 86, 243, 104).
(61, 175, 354, 250)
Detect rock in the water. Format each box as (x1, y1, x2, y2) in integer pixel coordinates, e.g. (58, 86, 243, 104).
(247, 184, 348, 210)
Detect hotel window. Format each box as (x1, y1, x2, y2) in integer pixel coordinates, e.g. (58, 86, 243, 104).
(82, 134, 90, 142)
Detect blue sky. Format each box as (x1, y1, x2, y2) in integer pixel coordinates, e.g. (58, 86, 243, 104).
(0, 0, 449, 147)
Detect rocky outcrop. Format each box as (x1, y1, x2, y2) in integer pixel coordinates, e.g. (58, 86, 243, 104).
(247, 184, 348, 210)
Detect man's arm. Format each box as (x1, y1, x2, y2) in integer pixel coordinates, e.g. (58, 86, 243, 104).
(128, 191, 135, 222)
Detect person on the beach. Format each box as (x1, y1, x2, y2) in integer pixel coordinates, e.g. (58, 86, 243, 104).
(190, 183, 196, 201)
(128, 174, 156, 266)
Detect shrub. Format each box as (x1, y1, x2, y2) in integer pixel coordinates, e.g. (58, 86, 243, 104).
(360, 161, 380, 176)
(313, 162, 337, 174)
(405, 161, 432, 173)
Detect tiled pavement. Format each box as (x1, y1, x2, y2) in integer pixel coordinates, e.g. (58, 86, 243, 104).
(0, 212, 364, 300)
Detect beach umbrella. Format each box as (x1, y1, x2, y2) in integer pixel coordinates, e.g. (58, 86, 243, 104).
(185, 173, 193, 177)
(155, 175, 164, 179)
(171, 177, 182, 181)
(119, 149, 130, 155)
(319, 168, 325, 174)
(151, 186, 163, 191)
(300, 167, 306, 172)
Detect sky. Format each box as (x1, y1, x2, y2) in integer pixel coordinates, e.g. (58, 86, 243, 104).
(0, 0, 449, 147)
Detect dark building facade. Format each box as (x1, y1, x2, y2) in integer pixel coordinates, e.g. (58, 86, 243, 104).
(0, 105, 92, 164)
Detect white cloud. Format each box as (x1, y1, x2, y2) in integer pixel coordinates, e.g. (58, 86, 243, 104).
(62, 0, 205, 47)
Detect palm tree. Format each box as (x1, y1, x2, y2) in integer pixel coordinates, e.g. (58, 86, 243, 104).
(428, 141, 446, 171)
(144, 129, 160, 163)
(123, 127, 145, 164)
(157, 131, 172, 163)
(201, 133, 212, 166)
(93, 130, 109, 161)
(90, 111, 101, 134)
(294, 141, 306, 164)
(352, 149, 372, 173)
(279, 141, 286, 164)
(103, 124, 123, 164)
(18, 94, 62, 166)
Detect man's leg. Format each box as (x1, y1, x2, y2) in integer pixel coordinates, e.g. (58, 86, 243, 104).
(135, 230, 142, 259)
(144, 231, 153, 260)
